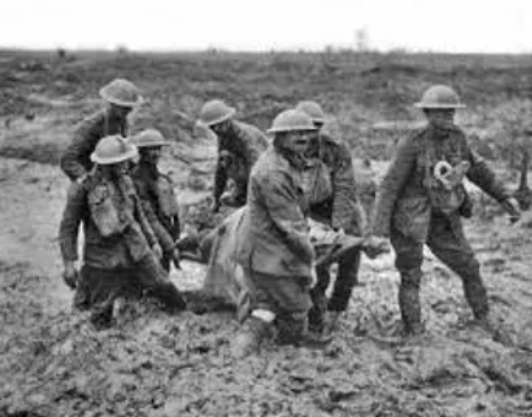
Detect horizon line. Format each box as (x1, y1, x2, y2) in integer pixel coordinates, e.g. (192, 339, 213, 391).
(1, 46, 532, 57)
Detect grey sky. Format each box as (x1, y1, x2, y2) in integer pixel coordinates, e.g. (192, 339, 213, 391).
(1, 0, 531, 53)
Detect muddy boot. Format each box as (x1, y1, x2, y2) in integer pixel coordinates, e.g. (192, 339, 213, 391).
(90, 303, 115, 330)
(323, 311, 342, 335)
(475, 315, 518, 347)
(72, 286, 91, 312)
(308, 288, 327, 333)
(462, 271, 490, 323)
(232, 316, 272, 358)
(471, 312, 514, 345)
(277, 313, 332, 348)
(150, 282, 187, 314)
(398, 275, 424, 336)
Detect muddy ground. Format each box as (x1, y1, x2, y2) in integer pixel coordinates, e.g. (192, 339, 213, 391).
(2, 51, 532, 416)
(1, 149, 532, 417)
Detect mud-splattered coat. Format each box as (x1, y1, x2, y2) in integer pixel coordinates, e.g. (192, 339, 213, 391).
(237, 148, 314, 279)
(371, 125, 511, 241)
(213, 121, 268, 205)
(60, 109, 128, 181)
(308, 133, 366, 235)
(131, 162, 180, 254)
(59, 174, 157, 269)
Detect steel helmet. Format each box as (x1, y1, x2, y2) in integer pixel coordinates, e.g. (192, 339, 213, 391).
(267, 109, 317, 133)
(414, 85, 465, 109)
(296, 101, 325, 123)
(90, 135, 138, 165)
(199, 100, 236, 126)
(132, 129, 169, 148)
(99, 78, 143, 107)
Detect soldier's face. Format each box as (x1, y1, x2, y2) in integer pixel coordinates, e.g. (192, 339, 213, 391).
(141, 147, 162, 164)
(108, 161, 130, 177)
(305, 130, 320, 158)
(425, 109, 455, 127)
(109, 104, 133, 120)
(210, 120, 231, 136)
(286, 131, 311, 155)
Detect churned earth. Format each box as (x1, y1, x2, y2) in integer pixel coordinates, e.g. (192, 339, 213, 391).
(1, 152, 532, 417)
(1, 50, 532, 416)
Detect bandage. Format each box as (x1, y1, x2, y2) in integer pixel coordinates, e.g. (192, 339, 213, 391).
(251, 309, 276, 323)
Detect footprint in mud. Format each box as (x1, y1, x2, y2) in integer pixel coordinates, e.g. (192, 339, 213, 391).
(483, 257, 506, 272)
(488, 293, 514, 308)
(515, 321, 532, 351)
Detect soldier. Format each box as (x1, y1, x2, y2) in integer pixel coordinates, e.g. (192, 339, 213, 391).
(59, 135, 187, 329)
(131, 129, 181, 272)
(198, 99, 268, 212)
(60, 78, 142, 183)
(366, 85, 521, 336)
(296, 101, 367, 333)
(232, 109, 331, 358)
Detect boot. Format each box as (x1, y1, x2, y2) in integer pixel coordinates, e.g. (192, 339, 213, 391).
(151, 282, 187, 314)
(323, 311, 342, 334)
(277, 314, 332, 348)
(308, 288, 327, 333)
(90, 303, 115, 330)
(232, 316, 272, 358)
(398, 283, 424, 336)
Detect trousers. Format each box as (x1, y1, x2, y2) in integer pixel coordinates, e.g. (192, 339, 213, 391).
(390, 212, 488, 332)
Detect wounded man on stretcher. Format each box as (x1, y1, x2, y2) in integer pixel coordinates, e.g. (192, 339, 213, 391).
(176, 206, 388, 321)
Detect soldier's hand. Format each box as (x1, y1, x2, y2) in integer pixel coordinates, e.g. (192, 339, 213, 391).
(363, 235, 391, 259)
(335, 227, 346, 236)
(172, 248, 182, 270)
(75, 173, 87, 185)
(62, 261, 79, 290)
(502, 197, 521, 224)
(152, 243, 163, 260)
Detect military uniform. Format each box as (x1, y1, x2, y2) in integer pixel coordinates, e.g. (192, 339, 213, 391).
(237, 147, 314, 343)
(306, 133, 366, 328)
(371, 124, 511, 332)
(60, 110, 128, 181)
(59, 171, 185, 327)
(213, 121, 268, 207)
(131, 162, 180, 271)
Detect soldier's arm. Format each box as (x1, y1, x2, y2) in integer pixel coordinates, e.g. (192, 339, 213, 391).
(213, 157, 228, 207)
(260, 172, 314, 263)
(132, 190, 158, 248)
(247, 135, 264, 167)
(158, 173, 181, 241)
(330, 141, 366, 232)
(139, 195, 176, 252)
(239, 127, 266, 171)
(370, 135, 417, 237)
(172, 212, 181, 241)
(60, 119, 100, 181)
(59, 183, 86, 262)
(466, 148, 511, 203)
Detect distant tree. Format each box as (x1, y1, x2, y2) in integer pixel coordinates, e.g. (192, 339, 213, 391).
(56, 48, 67, 60)
(116, 44, 129, 55)
(355, 28, 370, 52)
(206, 46, 221, 55)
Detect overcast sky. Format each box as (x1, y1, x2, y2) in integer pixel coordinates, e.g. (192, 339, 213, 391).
(1, 0, 531, 53)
